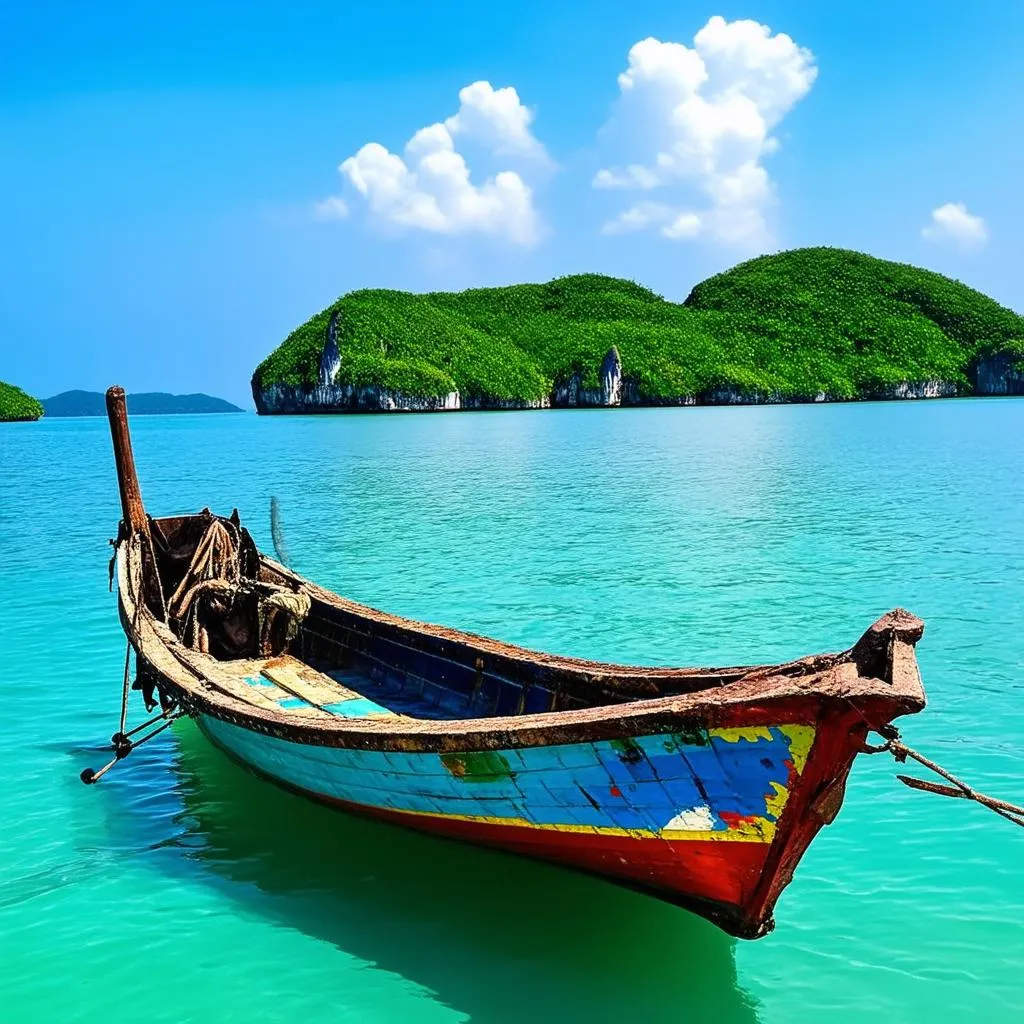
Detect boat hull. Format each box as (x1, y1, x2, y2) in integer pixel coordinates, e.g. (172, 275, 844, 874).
(94, 395, 927, 940)
(197, 710, 835, 936)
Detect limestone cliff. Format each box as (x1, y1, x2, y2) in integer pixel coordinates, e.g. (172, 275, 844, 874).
(973, 352, 1024, 396)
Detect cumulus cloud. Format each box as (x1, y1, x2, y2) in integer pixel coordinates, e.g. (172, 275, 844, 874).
(444, 81, 550, 162)
(595, 16, 817, 246)
(334, 81, 547, 246)
(921, 202, 988, 249)
(600, 201, 676, 235)
(312, 196, 349, 221)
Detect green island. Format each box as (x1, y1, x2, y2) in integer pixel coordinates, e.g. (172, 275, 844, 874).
(0, 381, 44, 422)
(253, 247, 1024, 413)
(42, 390, 243, 417)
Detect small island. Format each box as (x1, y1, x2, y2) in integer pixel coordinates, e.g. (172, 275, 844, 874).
(252, 247, 1024, 414)
(42, 391, 244, 417)
(0, 381, 43, 422)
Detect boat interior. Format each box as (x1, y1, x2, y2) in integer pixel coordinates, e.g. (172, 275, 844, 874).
(138, 511, 842, 724)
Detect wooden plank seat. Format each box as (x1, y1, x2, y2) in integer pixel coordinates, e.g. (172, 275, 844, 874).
(260, 656, 399, 720)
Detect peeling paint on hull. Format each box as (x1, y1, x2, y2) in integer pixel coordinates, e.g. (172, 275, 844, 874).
(198, 713, 816, 934)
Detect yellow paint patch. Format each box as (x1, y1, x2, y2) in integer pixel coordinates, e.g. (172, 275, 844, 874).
(386, 806, 775, 842)
(711, 726, 775, 744)
(763, 780, 789, 822)
(764, 725, 816, 821)
(778, 724, 815, 775)
(666, 820, 777, 842)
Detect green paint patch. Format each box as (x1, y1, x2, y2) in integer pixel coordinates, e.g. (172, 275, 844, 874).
(441, 750, 514, 783)
(671, 723, 710, 749)
(611, 738, 644, 764)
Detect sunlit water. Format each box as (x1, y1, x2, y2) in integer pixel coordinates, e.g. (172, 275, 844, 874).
(2, 402, 1022, 1022)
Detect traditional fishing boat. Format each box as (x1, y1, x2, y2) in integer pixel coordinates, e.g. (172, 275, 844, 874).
(88, 386, 928, 938)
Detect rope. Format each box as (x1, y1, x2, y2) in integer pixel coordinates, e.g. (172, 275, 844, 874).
(862, 725, 1024, 828)
(81, 537, 180, 785)
(167, 518, 240, 619)
(116, 535, 146, 739)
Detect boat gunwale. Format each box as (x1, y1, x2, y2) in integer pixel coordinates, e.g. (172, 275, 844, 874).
(117, 524, 927, 753)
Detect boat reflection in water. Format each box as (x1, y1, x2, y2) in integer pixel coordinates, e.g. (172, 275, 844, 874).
(164, 720, 762, 1023)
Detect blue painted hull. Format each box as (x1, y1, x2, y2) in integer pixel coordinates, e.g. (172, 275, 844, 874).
(198, 712, 816, 922)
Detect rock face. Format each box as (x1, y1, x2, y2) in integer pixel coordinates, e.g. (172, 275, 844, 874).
(699, 381, 958, 404)
(319, 311, 342, 388)
(254, 382, 465, 414)
(255, 344, 633, 414)
(551, 347, 623, 407)
(251, 316, 1018, 414)
(251, 374, 970, 414)
(973, 353, 1024, 396)
(866, 380, 958, 400)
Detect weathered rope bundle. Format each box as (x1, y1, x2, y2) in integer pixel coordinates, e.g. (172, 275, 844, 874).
(863, 724, 1024, 828)
(166, 517, 310, 656)
(258, 587, 311, 653)
(168, 518, 240, 622)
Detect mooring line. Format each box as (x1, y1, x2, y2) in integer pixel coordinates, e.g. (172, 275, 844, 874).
(862, 724, 1024, 828)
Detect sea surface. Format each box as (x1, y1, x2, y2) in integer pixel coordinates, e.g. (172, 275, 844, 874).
(2, 402, 1022, 1023)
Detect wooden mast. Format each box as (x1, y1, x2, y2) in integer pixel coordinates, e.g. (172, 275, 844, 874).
(106, 385, 166, 617)
(105, 385, 149, 538)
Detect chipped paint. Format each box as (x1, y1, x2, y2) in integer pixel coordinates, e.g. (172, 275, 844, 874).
(715, 726, 775, 744)
(662, 806, 716, 831)
(764, 723, 815, 820)
(200, 716, 816, 845)
(441, 750, 515, 782)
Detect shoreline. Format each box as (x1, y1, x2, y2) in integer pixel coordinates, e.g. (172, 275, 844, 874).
(252, 380, 1024, 416)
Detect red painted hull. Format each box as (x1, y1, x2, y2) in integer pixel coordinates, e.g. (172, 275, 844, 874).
(195, 701, 880, 938)
(202, 725, 787, 936)
(357, 798, 770, 914)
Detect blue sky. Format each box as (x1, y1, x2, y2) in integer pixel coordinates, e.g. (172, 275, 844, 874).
(2, 1, 1022, 407)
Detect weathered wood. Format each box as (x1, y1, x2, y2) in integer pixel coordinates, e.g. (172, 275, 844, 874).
(261, 656, 365, 707)
(105, 386, 149, 538)
(101, 391, 928, 940)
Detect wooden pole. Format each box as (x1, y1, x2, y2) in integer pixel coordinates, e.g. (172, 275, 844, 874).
(105, 385, 149, 537)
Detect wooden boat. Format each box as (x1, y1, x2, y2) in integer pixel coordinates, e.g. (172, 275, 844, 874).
(94, 386, 926, 938)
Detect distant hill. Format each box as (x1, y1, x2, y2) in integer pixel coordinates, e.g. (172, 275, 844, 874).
(43, 390, 244, 417)
(0, 381, 43, 421)
(252, 247, 1024, 413)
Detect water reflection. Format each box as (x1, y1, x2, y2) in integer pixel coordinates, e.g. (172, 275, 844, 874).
(149, 723, 760, 1023)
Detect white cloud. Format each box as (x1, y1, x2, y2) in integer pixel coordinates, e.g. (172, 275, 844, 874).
(312, 196, 349, 221)
(444, 81, 548, 162)
(663, 211, 704, 240)
(601, 201, 677, 235)
(595, 16, 817, 246)
(921, 202, 988, 249)
(335, 81, 547, 246)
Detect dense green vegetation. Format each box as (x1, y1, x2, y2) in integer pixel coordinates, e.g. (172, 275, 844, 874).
(0, 381, 43, 421)
(253, 248, 1024, 403)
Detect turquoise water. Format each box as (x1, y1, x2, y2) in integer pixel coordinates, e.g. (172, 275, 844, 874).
(2, 402, 1022, 1022)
